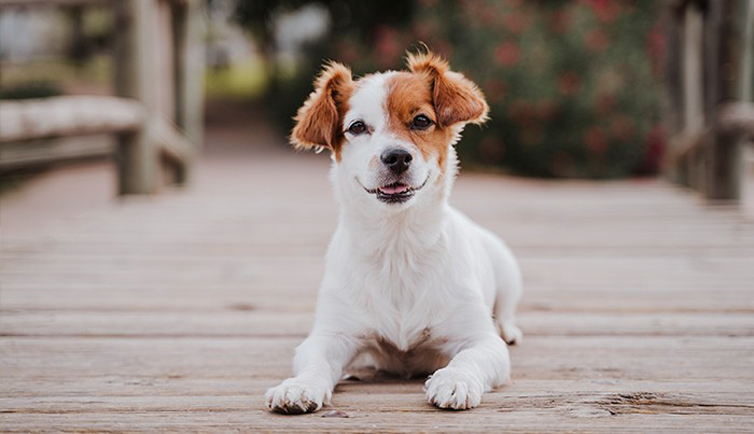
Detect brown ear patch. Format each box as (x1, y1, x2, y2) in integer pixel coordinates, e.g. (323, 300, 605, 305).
(386, 72, 455, 171)
(290, 62, 354, 157)
(406, 51, 489, 128)
(407, 51, 450, 77)
(433, 71, 489, 127)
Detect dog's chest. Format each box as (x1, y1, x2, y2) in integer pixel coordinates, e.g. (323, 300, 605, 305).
(336, 213, 461, 351)
(354, 251, 451, 352)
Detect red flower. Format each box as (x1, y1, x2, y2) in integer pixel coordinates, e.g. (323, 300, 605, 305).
(582, 0, 621, 24)
(375, 26, 401, 68)
(495, 42, 520, 68)
(509, 99, 534, 126)
(502, 12, 531, 35)
(611, 116, 634, 140)
(536, 99, 557, 121)
(549, 9, 571, 34)
(335, 40, 359, 64)
(596, 94, 615, 113)
(481, 6, 499, 25)
(480, 136, 505, 162)
(584, 28, 609, 53)
(558, 72, 581, 96)
(585, 126, 608, 154)
(484, 79, 507, 104)
(646, 25, 666, 77)
(636, 123, 665, 174)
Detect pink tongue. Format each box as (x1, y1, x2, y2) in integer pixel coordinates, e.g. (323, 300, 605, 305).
(379, 184, 410, 195)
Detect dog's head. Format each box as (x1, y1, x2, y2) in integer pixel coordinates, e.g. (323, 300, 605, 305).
(291, 51, 488, 211)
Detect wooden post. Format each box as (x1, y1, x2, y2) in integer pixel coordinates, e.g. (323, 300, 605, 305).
(742, 0, 754, 103)
(682, 4, 706, 191)
(664, 8, 685, 185)
(114, 0, 160, 195)
(704, 0, 745, 201)
(171, 0, 205, 185)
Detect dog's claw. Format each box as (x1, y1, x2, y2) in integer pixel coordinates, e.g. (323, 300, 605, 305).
(425, 367, 483, 410)
(265, 378, 329, 415)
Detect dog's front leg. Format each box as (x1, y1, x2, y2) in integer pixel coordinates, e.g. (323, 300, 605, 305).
(425, 332, 510, 410)
(265, 332, 358, 414)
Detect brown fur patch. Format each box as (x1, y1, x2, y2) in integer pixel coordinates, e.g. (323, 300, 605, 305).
(406, 51, 489, 127)
(290, 62, 354, 160)
(385, 52, 490, 171)
(386, 72, 455, 170)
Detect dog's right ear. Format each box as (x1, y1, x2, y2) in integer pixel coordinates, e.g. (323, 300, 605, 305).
(407, 51, 489, 128)
(291, 62, 354, 153)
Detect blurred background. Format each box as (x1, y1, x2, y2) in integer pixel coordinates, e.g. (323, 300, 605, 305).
(0, 0, 751, 206)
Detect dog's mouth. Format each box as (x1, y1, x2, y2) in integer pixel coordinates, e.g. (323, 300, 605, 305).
(359, 176, 429, 204)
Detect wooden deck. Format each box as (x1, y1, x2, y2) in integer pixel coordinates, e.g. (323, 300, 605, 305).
(2, 119, 754, 431)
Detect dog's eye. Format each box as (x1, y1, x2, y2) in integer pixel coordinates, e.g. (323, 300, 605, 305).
(411, 115, 433, 131)
(347, 121, 367, 135)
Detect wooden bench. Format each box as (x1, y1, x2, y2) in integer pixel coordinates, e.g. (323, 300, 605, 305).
(0, 0, 204, 194)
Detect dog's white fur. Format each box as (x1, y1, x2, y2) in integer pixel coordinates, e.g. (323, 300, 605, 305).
(265, 52, 522, 413)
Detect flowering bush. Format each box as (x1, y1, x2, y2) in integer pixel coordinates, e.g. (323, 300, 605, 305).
(411, 0, 666, 177)
(258, 0, 666, 178)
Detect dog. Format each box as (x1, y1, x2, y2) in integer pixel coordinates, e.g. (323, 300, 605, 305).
(265, 50, 522, 413)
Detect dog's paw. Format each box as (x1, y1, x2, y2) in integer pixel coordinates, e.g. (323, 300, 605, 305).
(265, 377, 330, 414)
(499, 322, 523, 345)
(425, 367, 484, 410)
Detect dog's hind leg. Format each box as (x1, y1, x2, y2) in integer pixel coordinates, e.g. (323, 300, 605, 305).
(487, 238, 523, 345)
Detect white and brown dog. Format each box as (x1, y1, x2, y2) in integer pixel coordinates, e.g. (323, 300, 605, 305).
(265, 51, 522, 413)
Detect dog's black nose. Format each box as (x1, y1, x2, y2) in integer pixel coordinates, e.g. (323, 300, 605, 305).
(381, 149, 413, 174)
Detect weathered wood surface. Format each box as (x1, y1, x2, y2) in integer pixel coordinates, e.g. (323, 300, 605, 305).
(0, 96, 143, 143)
(2, 121, 754, 431)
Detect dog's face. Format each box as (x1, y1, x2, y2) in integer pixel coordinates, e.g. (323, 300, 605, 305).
(291, 52, 488, 210)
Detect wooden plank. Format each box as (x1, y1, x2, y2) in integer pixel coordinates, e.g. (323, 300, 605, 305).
(0, 96, 143, 143)
(1, 337, 753, 431)
(153, 117, 193, 165)
(0, 134, 113, 169)
(1, 311, 753, 338)
(2, 336, 752, 381)
(0, 0, 111, 6)
(719, 102, 754, 139)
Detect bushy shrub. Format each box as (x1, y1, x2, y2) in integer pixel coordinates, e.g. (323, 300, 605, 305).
(245, 0, 666, 178)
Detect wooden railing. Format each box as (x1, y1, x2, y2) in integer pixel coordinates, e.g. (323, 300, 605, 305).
(665, 0, 754, 201)
(0, 0, 205, 195)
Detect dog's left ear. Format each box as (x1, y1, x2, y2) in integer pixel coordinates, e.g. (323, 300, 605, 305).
(291, 62, 354, 152)
(407, 51, 489, 128)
